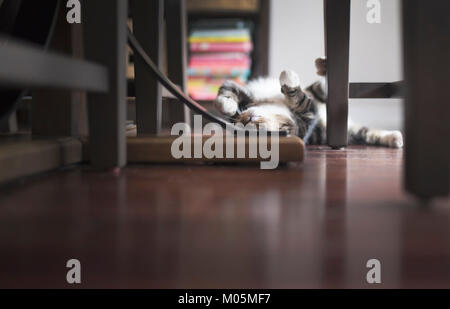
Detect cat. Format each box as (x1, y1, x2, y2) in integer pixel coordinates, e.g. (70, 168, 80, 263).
(214, 58, 403, 148)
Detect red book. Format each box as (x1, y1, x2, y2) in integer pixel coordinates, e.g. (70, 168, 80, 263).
(189, 58, 251, 67)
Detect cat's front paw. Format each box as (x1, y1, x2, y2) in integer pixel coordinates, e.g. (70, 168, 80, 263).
(214, 95, 238, 116)
(279, 70, 301, 94)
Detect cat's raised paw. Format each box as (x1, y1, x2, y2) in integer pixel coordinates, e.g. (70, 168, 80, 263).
(315, 58, 327, 76)
(279, 70, 300, 89)
(214, 95, 238, 116)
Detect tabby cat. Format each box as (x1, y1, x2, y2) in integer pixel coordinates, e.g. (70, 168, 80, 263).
(214, 58, 403, 148)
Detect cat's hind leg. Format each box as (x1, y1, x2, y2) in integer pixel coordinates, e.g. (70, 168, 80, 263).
(214, 80, 253, 117)
(279, 70, 303, 107)
(348, 122, 404, 148)
(279, 70, 316, 116)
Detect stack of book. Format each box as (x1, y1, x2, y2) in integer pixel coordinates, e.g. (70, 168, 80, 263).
(187, 22, 253, 101)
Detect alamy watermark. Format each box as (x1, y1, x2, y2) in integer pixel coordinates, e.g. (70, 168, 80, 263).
(65, 0, 381, 25)
(170, 115, 280, 170)
(66, 259, 81, 284)
(366, 258, 381, 284)
(366, 0, 381, 24)
(63, 257, 381, 285)
(66, 0, 81, 24)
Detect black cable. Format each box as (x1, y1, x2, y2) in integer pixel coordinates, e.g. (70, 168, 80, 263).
(127, 28, 287, 137)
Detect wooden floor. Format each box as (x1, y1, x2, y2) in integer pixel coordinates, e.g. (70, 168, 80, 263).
(0, 146, 449, 288)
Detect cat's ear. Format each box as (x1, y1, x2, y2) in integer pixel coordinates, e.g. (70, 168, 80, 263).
(315, 58, 327, 76)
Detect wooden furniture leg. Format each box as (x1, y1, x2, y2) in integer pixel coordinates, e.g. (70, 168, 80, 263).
(324, 0, 350, 148)
(131, 0, 164, 135)
(83, 0, 128, 168)
(32, 5, 87, 137)
(255, 0, 270, 76)
(0, 111, 17, 133)
(165, 0, 190, 126)
(403, 0, 450, 199)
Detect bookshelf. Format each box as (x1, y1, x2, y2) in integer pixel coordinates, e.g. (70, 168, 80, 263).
(126, 0, 270, 80)
(186, 0, 270, 103)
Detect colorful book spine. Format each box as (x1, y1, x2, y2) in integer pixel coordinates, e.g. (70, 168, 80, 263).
(190, 29, 250, 38)
(187, 24, 253, 101)
(189, 56, 251, 68)
(188, 67, 251, 78)
(190, 42, 253, 53)
(189, 36, 250, 43)
(190, 52, 251, 61)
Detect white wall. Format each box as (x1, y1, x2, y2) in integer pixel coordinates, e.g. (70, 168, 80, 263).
(269, 0, 403, 130)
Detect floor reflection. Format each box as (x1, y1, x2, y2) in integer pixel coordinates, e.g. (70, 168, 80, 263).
(319, 149, 348, 287)
(1, 147, 449, 287)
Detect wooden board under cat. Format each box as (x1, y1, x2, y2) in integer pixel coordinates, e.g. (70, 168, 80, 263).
(82, 135, 305, 165)
(0, 134, 304, 184)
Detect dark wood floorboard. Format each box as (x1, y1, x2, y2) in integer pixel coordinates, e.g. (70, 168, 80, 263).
(0, 146, 449, 288)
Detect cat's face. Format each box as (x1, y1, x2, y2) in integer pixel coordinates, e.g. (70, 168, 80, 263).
(235, 105, 297, 135)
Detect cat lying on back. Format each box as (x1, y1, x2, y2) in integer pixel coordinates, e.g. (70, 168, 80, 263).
(214, 58, 403, 148)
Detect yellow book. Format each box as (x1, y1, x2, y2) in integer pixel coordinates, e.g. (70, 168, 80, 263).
(189, 36, 250, 43)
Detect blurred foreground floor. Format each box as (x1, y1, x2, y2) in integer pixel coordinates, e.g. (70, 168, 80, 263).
(0, 146, 449, 288)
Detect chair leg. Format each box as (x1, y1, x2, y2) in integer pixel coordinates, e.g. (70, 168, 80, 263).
(403, 0, 450, 199)
(83, 0, 128, 168)
(165, 0, 191, 126)
(0, 111, 17, 133)
(131, 0, 164, 135)
(33, 7, 86, 137)
(324, 0, 350, 148)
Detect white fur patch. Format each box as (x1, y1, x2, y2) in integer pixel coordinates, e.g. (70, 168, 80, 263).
(214, 96, 238, 116)
(317, 102, 327, 127)
(382, 130, 404, 148)
(246, 77, 283, 101)
(319, 77, 328, 97)
(367, 130, 404, 148)
(279, 70, 300, 88)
